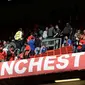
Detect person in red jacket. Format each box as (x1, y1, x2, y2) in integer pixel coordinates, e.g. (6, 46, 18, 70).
(18, 44, 31, 59)
(23, 44, 31, 59)
(0, 45, 7, 62)
(27, 33, 35, 43)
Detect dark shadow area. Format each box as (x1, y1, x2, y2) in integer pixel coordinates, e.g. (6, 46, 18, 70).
(0, 70, 85, 85)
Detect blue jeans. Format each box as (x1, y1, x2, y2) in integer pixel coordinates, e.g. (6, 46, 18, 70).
(35, 47, 40, 55)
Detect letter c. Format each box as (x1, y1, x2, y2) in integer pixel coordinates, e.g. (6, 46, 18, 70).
(14, 60, 28, 74)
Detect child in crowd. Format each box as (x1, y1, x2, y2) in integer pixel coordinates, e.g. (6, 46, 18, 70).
(62, 36, 72, 47)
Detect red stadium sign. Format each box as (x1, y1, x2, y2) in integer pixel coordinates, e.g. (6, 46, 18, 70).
(0, 52, 85, 79)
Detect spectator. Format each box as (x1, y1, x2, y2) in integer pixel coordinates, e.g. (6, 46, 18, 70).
(54, 25, 61, 38)
(63, 23, 72, 38)
(35, 47, 40, 55)
(27, 33, 35, 42)
(62, 36, 72, 47)
(23, 44, 31, 59)
(14, 28, 23, 41)
(3, 41, 7, 48)
(40, 44, 47, 54)
(72, 30, 81, 52)
(38, 29, 43, 37)
(42, 27, 48, 39)
(76, 34, 83, 52)
(73, 35, 80, 53)
(74, 30, 81, 38)
(34, 36, 41, 55)
(0, 45, 7, 62)
(35, 36, 41, 48)
(70, 27, 75, 40)
(7, 46, 15, 61)
(78, 36, 85, 52)
(28, 36, 35, 55)
(14, 28, 24, 50)
(9, 40, 16, 50)
(18, 43, 31, 59)
(47, 25, 55, 38)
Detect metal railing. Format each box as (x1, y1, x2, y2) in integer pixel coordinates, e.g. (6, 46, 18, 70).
(42, 38, 62, 49)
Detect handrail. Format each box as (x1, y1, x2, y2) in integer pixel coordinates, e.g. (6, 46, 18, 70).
(42, 38, 62, 49)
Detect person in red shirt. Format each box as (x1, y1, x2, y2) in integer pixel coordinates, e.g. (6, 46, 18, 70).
(77, 36, 85, 52)
(0, 45, 7, 62)
(23, 44, 31, 59)
(27, 33, 35, 43)
(18, 44, 31, 59)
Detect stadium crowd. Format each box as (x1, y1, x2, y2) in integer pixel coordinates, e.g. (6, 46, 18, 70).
(0, 23, 85, 62)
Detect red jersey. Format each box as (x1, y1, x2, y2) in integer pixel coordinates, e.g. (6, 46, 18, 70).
(25, 45, 31, 51)
(77, 39, 85, 50)
(0, 51, 7, 61)
(80, 39, 85, 45)
(27, 35, 35, 42)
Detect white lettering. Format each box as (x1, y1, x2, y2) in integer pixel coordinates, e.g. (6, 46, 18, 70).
(44, 56, 56, 70)
(1, 61, 15, 76)
(14, 60, 28, 74)
(72, 52, 85, 67)
(29, 57, 43, 72)
(56, 54, 69, 69)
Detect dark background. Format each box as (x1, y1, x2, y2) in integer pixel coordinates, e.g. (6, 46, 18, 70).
(0, 0, 85, 40)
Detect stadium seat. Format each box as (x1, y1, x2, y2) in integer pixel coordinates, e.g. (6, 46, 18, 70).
(54, 49, 60, 55)
(66, 46, 73, 53)
(41, 52, 48, 57)
(34, 54, 41, 58)
(60, 47, 67, 54)
(47, 50, 54, 56)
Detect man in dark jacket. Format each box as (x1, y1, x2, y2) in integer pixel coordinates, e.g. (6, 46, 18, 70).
(63, 23, 72, 37)
(34, 36, 41, 55)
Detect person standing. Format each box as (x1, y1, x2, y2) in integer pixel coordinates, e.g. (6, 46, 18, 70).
(63, 23, 72, 38)
(47, 25, 55, 38)
(42, 27, 48, 39)
(54, 25, 61, 38)
(14, 28, 24, 50)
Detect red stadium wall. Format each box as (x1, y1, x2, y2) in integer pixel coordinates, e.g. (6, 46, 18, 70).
(0, 52, 84, 80)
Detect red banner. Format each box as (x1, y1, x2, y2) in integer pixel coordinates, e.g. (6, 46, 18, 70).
(0, 52, 85, 79)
